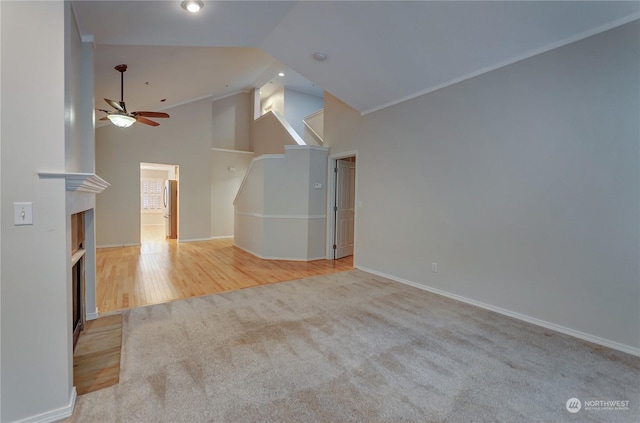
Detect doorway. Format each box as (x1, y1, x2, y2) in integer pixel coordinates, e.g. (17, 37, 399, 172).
(140, 162, 179, 243)
(328, 154, 356, 259)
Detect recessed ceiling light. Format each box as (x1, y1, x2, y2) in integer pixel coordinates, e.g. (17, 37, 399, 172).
(181, 0, 204, 13)
(278, 72, 285, 77)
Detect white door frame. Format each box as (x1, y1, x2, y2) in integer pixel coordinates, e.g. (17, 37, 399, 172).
(326, 150, 358, 259)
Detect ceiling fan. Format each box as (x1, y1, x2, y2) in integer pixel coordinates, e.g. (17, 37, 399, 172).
(97, 64, 170, 128)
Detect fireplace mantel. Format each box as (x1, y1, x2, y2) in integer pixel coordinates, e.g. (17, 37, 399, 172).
(38, 172, 110, 193)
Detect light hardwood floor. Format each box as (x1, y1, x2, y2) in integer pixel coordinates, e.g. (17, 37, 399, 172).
(73, 314, 122, 395)
(96, 226, 353, 313)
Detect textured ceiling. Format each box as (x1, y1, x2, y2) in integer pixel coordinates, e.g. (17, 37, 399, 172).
(73, 1, 640, 115)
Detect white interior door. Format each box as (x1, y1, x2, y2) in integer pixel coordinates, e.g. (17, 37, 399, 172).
(334, 157, 355, 259)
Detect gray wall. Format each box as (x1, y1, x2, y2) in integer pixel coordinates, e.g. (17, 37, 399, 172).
(96, 97, 213, 246)
(212, 92, 251, 151)
(331, 21, 639, 351)
(1, 2, 74, 421)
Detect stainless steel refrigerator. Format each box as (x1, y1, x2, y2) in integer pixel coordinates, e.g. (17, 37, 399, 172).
(163, 180, 178, 239)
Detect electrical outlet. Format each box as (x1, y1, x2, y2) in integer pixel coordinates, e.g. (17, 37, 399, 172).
(431, 262, 438, 273)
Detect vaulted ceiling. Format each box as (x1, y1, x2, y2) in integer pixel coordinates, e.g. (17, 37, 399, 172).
(72, 1, 639, 116)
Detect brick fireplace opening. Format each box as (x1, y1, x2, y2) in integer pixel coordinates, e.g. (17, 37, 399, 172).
(71, 212, 85, 350)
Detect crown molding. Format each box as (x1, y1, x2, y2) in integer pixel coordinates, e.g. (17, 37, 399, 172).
(38, 172, 110, 194)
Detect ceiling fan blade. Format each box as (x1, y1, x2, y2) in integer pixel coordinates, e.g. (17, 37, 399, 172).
(104, 98, 125, 112)
(136, 116, 160, 127)
(132, 111, 170, 118)
(96, 108, 111, 113)
(99, 116, 110, 121)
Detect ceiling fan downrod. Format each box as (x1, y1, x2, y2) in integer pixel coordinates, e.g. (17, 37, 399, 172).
(115, 64, 127, 108)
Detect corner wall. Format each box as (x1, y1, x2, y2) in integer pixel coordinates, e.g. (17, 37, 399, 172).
(340, 21, 640, 353)
(1, 2, 74, 421)
(211, 149, 253, 238)
(212, 92, 251, 151)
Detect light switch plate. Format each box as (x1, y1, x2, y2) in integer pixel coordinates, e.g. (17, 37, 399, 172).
(314, 183, 322, 189)
(14, 202, 33, 225)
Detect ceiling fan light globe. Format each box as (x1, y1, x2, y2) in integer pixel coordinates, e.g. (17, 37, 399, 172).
(107, 114, 136, 128)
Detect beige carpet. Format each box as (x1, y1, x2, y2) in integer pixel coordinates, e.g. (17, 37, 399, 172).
(66, 270, 639, 422)
(73, 314, 122, 395)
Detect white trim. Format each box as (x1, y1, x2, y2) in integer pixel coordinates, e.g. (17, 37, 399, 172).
(178, 237, 214, 243)
(303, 120, 323, 146)
(141, 223, 164, 227)
(211, 235, 234, 240)
(140, 162, 174, 172)
(211, 90, 251, 103)
(211, 148, 254, 155)
(326, 151, 359, 259)
(329, 150, 359, 159)
(361, 13, 640, 115)
(14, 387, 76, 423)
(38, 172, 110, 194)
(235, 211, 326, 220)
(302, 108, 324, 121)
(233, 243, 325, 262)
(357, 266, 640, 358)
(284, 145, 328, 152)
(97, 243, 140, 249)
(86, 307, 99, 321)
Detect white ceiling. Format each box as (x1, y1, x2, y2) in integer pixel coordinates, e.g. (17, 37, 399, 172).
(73, 1, 640, 115)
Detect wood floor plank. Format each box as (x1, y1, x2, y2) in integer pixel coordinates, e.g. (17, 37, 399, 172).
(97, 229, 353, 313)
(73, 314, 122, 395)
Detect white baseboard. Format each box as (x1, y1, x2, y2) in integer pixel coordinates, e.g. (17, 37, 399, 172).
(14, 387, 76, 423)
(357, 266, 640, 358)
(86, 307, 99, 321)
(211, 235, 233, 240)
(178, 237, 213, 243)
(97, 243, 140, 249)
